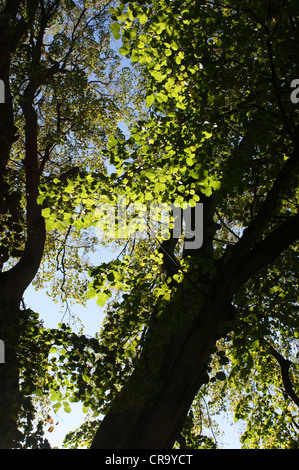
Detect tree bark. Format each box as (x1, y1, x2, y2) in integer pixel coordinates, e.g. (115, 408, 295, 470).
(0, 301, 21, 448)
(269, 345, 299, 409)
(90, 258, 234, 449)
(91, 194, 234, 449)
(0, 6, 45, 446)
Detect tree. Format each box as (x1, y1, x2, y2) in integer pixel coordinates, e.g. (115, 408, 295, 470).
(1, 0, 299, 450)
(82, 0, 298, 448)
(0, 0, 139, 448)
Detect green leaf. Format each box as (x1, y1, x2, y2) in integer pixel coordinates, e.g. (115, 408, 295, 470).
(119, 44, 130, 56)
(50, 391, 59, 402)
(107, 135, 118, 149)
(138, 13, 148, 25)
(96, 291, 111, 307)
(202, 131, 213, 140)
(63, 402, 71, 413)
(107, 272, 115, 282)
(37, 194, 46, 205)
(53, 402, 62, 412)
(215, 371, 226, 381)
(110, 22, 121, 40)
(42, 207, 51, 218)
(82, 374, 91, 384)
(146, 94, 155, 107)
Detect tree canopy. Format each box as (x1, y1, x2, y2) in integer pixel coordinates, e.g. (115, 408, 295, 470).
(0, 0, 299, 450)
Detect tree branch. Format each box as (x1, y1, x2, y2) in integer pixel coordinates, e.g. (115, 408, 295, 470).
(0, 79, 46, 303)
(222, 139, 299, 278)
(268, 345, 299, 409)
(9, 0, 40, 55)
(215, 208, 240, 240)
(233, 213, 299, 290)
(266, 34, 294, 138)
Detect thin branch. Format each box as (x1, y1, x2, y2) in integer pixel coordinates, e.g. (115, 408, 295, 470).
(202, 397, 218, 449)
(215, 209, 240, 240)
(56, 225, 72, 298)
(59, 6, 87, 71)
(266, 37, 293, 137)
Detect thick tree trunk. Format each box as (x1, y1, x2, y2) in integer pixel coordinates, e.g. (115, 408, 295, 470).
(0, 19, 46, 445)
(0, 206, 45, 449)
(0, 204, 45, 449)
(0, 300, 21, 448)
(0, 218, 45, 448)
(91, 269, 233, 449)
(91, 193, 231, 449)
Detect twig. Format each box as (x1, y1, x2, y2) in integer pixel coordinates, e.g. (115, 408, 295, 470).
(202, 397, 218, 449)
(215, 209, 240, 240)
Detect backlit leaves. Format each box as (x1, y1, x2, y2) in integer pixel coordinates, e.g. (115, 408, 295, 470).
(16, 0, 299, 449)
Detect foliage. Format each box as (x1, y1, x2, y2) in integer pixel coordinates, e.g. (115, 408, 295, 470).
(0, 0, 144, 448)
(71, 0, 298, 448)
(1, 0, 299, 449)
(1, 0, 145, 299)
(15, 307, 103, 448)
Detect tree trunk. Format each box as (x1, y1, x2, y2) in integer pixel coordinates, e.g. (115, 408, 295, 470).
(0, 203, 45, 449)
(91, 265, 234, 449)
(0, 198, 45, 449)
(0, 300, 21, 448)
(0, 16, 46, 445)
